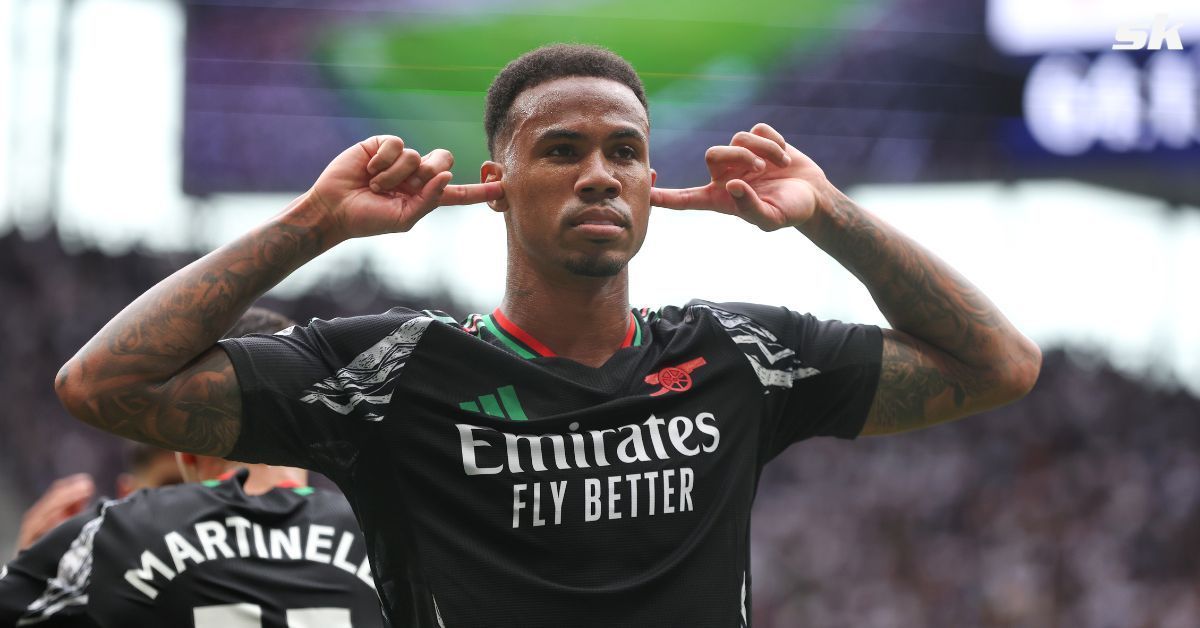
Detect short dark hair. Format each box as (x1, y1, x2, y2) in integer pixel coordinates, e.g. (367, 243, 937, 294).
(223, 306, 296, 339)
(484, 43, 648, 157)
(124, 441, 173, 472)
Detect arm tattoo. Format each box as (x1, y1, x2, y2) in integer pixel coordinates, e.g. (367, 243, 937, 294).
(803, 192, 1038, 432)
(160, 349, 243, 456)
(60, 203, 326, 455)
(824, 194, 1003, 361)
(865, 333, 979, 434)
(71, 348, 242, 456)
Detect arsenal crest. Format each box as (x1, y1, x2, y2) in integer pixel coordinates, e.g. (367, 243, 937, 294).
(644, 357, 707, 396)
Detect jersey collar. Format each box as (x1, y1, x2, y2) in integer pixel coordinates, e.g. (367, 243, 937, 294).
(216, 468, 304, 489)
(484, 309, 643, 359)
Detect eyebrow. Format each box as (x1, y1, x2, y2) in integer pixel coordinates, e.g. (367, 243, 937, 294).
(610, 128, 648, 143)
(535, 127, 648, 144)
(536, 129, 585, 143)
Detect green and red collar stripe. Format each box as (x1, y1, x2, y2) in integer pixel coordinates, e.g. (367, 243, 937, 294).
(483, 309, 643, 359)
(210, 469, 305, 490)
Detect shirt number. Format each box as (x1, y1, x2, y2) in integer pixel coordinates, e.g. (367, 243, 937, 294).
(193, 603, 352, 628)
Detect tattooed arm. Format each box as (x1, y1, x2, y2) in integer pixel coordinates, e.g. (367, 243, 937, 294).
(798, 189, 1040, 434)
(54, 204, 326, 456)
(55, 136, 503, 455)
(652, 123, 1041, 434)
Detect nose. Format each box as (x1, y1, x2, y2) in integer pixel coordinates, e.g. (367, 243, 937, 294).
(574, 152, 621, 202)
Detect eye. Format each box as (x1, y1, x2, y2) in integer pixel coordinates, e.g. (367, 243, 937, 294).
(547, 145, 576, 157)
(613, 145, 639, 160)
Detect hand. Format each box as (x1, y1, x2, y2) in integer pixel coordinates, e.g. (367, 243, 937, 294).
(306, 135, 505, 240)
(14, 473, 94, 554)
(650, 123, 831, 231)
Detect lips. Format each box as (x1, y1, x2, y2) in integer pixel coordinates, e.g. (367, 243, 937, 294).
(568, 206, 630, 229)
(571, 206, 628, 225)
(567, 206, 630, 240)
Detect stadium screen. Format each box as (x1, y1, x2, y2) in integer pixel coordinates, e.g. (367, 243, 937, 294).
(182, 0, 1200, 204)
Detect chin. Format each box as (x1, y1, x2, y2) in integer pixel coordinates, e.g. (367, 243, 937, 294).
(563, 254, 627, 277)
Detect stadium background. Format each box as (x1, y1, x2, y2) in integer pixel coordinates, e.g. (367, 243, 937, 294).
(2, 0, 1199, 624)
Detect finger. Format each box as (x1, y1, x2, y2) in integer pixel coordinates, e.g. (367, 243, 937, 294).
(45, 473, 91, 491)
(750, 123, 788, 149)
(726, 179, 767, 216)
(38, 475, 93, 509)
(370, 148, 422, 192)
(439, 180, 505, 206)
(650, 185, 716, 211)
(705, 146, 765, 177)
(49, 479, 95, 507)
(393, 172, 453, 228)
(731, 131, 790, 167)
(405, 149, 455, 191)
(365, 136, 405, 176)
(63, 494, 90, 517)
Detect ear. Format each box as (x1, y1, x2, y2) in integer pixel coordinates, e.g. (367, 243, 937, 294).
(481, 161, 509, 213)
(116, 473, 135, 498)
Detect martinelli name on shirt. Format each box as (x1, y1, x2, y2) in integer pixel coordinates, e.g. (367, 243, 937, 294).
(124, 517, 374, 599)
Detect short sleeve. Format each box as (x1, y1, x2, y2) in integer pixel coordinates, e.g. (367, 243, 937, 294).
(0, 507, 102, 627)
(698, 302, 882, 458)
(218, 307, 432, 477)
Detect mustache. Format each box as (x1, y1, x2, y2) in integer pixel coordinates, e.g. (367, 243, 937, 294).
(563, 202, 633, 226)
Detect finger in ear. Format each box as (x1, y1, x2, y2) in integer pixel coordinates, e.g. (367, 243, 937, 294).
(488, 188, 510, 213)
(480, 167, 508, 212)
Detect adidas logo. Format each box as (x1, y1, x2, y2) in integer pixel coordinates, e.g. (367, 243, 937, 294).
(459, 385, 529, 421)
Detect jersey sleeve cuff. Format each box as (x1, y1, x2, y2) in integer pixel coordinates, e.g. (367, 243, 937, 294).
(216, 338, 262, 464)
(841, 324, 884, 440)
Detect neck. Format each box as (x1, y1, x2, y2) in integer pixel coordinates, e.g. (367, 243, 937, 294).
(501, 264, 632, 367)
(212, 464, 308, 496)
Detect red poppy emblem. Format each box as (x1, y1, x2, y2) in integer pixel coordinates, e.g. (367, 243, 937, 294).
(645, 357, 707, 396)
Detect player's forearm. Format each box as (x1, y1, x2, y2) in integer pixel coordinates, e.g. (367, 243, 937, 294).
(55, 194, 335, 429)
(798, 184, 1041, 391)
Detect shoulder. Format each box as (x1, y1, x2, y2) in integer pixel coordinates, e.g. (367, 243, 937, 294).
(224, 307, 436, 352)
(299, 488, 359, 523)
(657, 300, 877, 391)
(235, 485, 361, 533)
(89, 483, 216, 535)
(219, 306, 441, 394)
(2, 498, 125, 625)
(294, 307, 437, 342)
(8, 500, 108, 577)
(125, 480, 218, 509)
(651, 300, 796, 340)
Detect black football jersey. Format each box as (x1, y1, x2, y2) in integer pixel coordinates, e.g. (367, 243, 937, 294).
(216, 300, 881, 627)
(0, 470, 383, 627)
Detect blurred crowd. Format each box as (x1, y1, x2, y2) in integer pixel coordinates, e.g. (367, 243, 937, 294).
(2, 232, 1198, 627)
(0, 231, 466, 498)
(753, 352, 1200, 627)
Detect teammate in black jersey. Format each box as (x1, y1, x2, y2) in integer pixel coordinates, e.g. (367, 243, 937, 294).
(55, 45, 1042, 626)
(13, 444, 182, 556)
(4, 309, 384, 627)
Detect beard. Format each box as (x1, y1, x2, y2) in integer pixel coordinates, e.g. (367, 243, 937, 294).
(563, 252, 627, 277)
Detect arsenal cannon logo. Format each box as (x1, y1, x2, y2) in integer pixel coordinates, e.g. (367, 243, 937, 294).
(644, 357, 707, 396)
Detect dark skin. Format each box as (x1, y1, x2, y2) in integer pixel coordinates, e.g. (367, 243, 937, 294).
(55, 76, 1040, 457)
(647, 119, 1041, 431)
(483, 77, 655, 367)
(55, 139, 503, 456)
